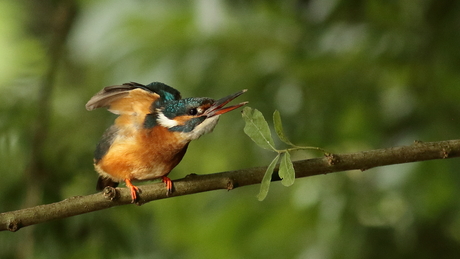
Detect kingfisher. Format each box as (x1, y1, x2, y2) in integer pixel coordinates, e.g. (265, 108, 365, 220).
(86, 82, 247, 203)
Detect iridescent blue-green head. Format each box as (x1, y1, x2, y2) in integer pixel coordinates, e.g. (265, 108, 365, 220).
(148, 89, 248, 140)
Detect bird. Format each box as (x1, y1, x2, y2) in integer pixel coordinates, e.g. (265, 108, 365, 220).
(86, 82, 247, 203)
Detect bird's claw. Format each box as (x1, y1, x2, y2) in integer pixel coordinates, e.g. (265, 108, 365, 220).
(162, 176, 173, 196)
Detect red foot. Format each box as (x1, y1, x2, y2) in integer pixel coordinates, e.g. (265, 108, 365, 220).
(125, 179, 140, 203)
(162, 176, 173, 195)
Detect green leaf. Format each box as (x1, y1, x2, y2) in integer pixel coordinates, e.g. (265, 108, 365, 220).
(273, 110, 294, 146)
(242, 107, 276, 151)
(257, 154, 280, 201)
(279, 152, 295, 186)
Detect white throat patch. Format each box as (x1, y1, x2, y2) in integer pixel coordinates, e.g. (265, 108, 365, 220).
(156, 111, 179, 128)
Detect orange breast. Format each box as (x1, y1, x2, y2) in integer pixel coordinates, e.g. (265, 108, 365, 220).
(95, 125, 189, 182)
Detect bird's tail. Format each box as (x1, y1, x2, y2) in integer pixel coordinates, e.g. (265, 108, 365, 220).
(96, 176, 119, 191)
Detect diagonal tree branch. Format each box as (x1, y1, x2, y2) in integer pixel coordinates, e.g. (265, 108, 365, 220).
(1, 139, 459, 232)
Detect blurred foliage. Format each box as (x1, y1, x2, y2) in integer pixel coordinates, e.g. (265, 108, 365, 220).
(1, 0, 460, 258)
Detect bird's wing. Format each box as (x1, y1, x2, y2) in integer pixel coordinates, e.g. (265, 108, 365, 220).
(86, 82, 154, 115)
(85, 82, 180, 115)
(143, 82, 181, 102)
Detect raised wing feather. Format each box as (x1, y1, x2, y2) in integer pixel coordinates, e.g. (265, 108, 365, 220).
(144, 82, 181, 102)
(85, 82, 181, 115)
(85, 84, 136, 111)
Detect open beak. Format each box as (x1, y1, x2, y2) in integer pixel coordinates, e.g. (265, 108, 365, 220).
(205, 89, 248, 117)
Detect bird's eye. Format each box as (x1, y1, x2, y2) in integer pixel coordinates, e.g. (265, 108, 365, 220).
(188, 108, 198, 115)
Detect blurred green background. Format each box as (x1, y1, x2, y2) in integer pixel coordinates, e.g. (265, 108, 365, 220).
(1, 0, 460, 258)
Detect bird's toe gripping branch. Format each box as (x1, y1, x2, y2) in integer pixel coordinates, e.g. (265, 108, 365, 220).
(162, 176, 173, 195)
(124, 179, 140, 203)
(124, 176, 173, 203)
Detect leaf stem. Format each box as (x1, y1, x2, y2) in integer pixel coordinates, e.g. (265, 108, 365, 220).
(286, 146, 327, 153)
